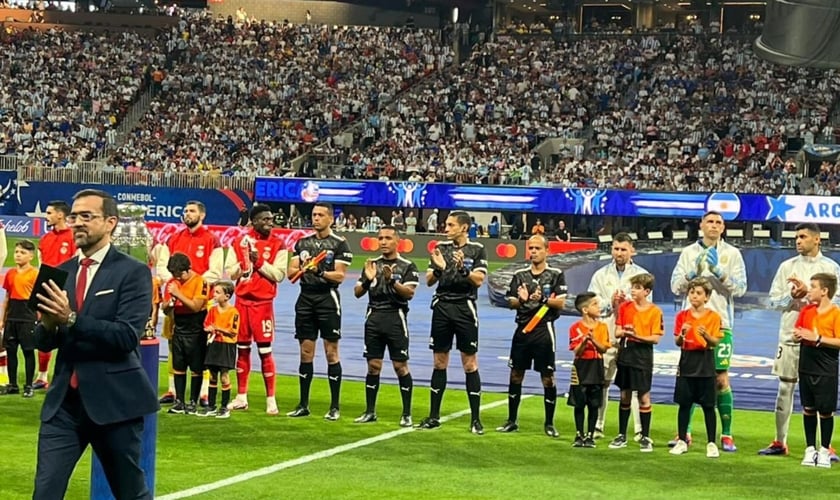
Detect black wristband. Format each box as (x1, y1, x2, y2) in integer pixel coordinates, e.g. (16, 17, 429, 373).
(360, 278, 371, 290)
(433, 269, 443, 278)
(458, 267, 469, 277)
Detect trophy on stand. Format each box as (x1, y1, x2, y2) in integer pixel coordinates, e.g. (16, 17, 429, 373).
(113, 203, 156, 338)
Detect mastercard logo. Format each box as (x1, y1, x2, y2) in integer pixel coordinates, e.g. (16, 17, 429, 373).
(360, 238, 415, 254)
(495, 243, 517, 258)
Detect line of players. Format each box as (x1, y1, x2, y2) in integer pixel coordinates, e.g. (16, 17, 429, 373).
(24, 200, 840, 463)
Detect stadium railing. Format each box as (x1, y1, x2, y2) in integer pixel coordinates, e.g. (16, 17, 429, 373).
(8, 163, 256, 191)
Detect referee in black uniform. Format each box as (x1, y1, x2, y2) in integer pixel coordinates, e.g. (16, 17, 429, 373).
(287, 202, 353, 421)
(417, 211, 489, 434)
(498, 235, 567, 438)
(353, 226, 420, 427)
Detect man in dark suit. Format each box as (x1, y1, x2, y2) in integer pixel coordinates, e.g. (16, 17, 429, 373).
(33, 189, 158, 500)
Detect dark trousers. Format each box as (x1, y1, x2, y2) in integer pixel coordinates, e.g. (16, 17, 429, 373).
(33, 390, 150, 500)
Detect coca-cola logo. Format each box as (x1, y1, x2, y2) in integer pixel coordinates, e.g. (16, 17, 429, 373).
(145, 223, 313, 250)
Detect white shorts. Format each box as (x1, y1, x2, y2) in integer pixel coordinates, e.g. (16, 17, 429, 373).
(603, 346, 619, 383)
(771, 343, 800, 381)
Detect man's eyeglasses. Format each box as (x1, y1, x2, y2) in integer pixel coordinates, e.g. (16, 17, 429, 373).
(67, 212, 106, 224)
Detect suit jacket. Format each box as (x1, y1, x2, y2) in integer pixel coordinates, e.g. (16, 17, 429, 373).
(35, 246, 160, 425)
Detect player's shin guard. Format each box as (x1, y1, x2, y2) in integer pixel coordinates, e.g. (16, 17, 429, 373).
(618, 404, 631, 436)
(37, 350, 51, 374)
(639, 405, 652, 438)
(717, 387, 734, 436)
(465, 370, 481, 421)
(167, 350, 175, 393)
(200, 370, 210, 399)
(398, 373, 412, 416)
(0, 350, 7, 385)
(236, 345, 252, 396)
(430, 368, 447, 419)
(804, 412, 818, 448)
(258, 346, 276, 397)
(775, 380, 795, 444)
(596, 384, 609, 430)
(820, 414, 834, 449)
(631, 394, 642, 435)
(507, 383, 522, 422)
(299, 362, 314, 407)
(702, 405, 717, 443)
(365, 374, 380, 413)
(327, 363, 342, 409)
(544, 385, 557, 425)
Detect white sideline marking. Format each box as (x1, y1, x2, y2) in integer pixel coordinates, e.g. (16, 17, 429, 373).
(157, 396, 532, 500)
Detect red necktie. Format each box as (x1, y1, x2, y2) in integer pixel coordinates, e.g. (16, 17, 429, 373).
(69, 258, 96, 389)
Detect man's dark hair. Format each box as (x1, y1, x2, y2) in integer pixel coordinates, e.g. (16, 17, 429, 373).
(314, 202, 334, 215)
(212, 280, 235, 298)
(167, 252, 192, 275)
(449, 210, 471, 227)
(613, 232, 635, 245)
(794, 223, 820, 235)
(250, 203, 272, 222)
(702, 210, 723, 221)
(379, 224, 400, 237)
(47, 200, 71, 216)
(73, 189, 118, 218)
(186, 200, 207, 213)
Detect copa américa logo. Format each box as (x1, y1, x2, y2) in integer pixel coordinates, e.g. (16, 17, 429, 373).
(300, 181, 320, 203)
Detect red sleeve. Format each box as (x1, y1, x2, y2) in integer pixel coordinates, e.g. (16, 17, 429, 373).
(203, 308, 215, 329)
(674, 310, 686, 336)
(569, 321, 585, 351)
(795, 305, 815, 329)
(2, 270, 13, 293)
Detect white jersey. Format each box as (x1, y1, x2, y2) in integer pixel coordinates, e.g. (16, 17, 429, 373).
(670, 239, 747, 330)
(588, 260, 650, 342)
(769, 252, 840, 345)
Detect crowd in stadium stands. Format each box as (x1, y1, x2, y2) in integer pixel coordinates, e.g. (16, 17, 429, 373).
(3, 9, 840, 196)
(107, 10, 451, 176)
(0, 28, 165, 166)
(324, 32, 839, 195)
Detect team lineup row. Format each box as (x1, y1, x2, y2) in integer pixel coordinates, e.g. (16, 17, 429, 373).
(25, 199, 840, 467)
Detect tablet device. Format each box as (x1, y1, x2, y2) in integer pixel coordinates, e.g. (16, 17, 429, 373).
(27, 264, 70, 312)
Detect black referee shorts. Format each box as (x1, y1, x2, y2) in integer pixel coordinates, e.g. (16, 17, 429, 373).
(364, 309, 410, 362)
(429, 300, 479, 354)
(295, 290, 342, 341)
(507, 323, 556, 373)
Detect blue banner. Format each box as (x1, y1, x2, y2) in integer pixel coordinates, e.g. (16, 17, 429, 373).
(254, 177, 840, 224)
(12, 182, 251, 225)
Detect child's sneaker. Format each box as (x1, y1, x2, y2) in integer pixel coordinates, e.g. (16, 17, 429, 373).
(817, 447, 832, 468)
(608, 434, 628, 449)
(572, 434, 585, 448)
(639, 436, 654, 453)
(197, 406, 218, 417)
(801, 446, 817, 467)
(216, 407, 231, 419)
(670, 439, 688, 455)
(706, 442, 720, 458)
(22, 386, 34, 398)
(583, 434, 596, 448)
(668, 433, 691, 448)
